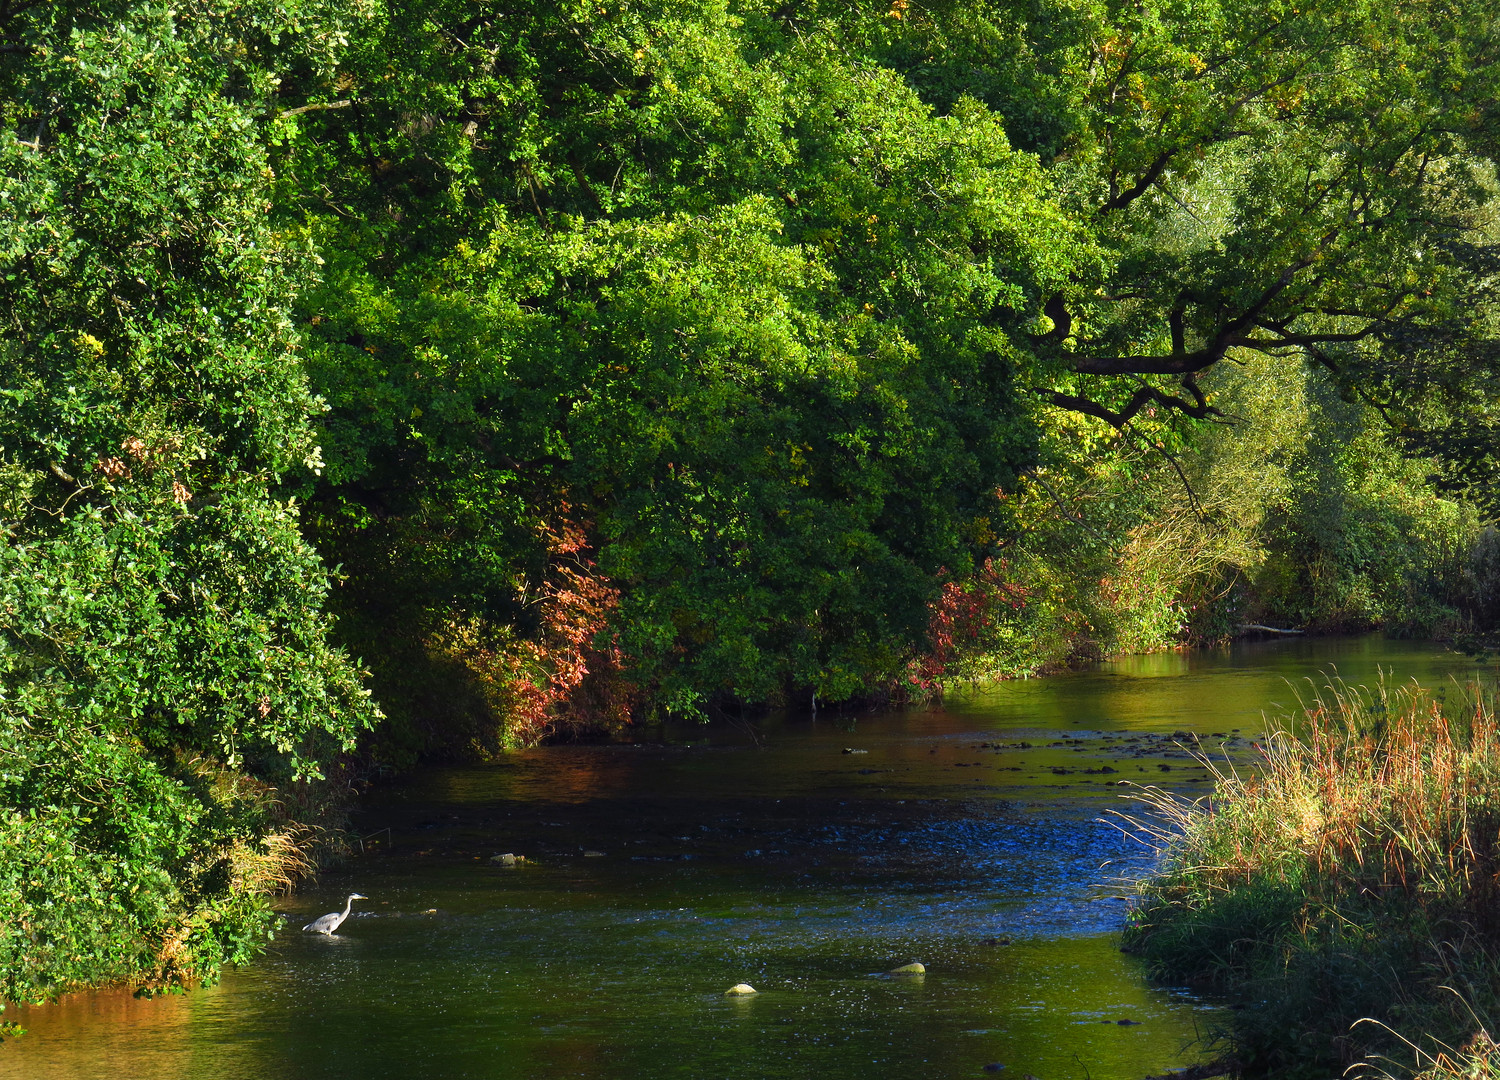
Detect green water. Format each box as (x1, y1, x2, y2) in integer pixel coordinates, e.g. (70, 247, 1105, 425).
(5, 636, 1490, 1080)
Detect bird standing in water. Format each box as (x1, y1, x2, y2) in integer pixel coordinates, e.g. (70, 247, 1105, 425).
(303, 893, 369, 935)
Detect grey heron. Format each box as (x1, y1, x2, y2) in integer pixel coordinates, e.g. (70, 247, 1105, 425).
(302, 893, 368, 935)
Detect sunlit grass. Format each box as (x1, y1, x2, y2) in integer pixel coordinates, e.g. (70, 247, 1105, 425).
(1116, 675, 1500, 1077)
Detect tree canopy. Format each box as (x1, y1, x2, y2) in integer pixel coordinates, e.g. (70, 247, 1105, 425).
(276, 0, 1500, 714)
(1, 0, 1498, 997)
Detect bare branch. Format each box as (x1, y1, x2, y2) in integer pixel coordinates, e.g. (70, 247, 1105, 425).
(1028, 471, 1109, 543)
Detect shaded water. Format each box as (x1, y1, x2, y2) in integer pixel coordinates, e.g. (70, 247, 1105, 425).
(5, 637, 1491, 1080)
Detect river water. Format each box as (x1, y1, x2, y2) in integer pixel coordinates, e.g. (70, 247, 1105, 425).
(4, 636, 1491, 1080)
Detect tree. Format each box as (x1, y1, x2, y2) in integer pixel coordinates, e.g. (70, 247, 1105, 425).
(941, 0, 1500, 503)
(281, 0, 1077, 716)
(0, 0, 376, 998)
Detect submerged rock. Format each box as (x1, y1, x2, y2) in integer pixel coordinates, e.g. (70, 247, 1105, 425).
(725, 983, 757, 995)
(887, 962, 925, 975)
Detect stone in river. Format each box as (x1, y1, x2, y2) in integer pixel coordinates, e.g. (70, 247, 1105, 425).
(842, 747, 869, 754)
(725, 984, 758, 995)
(887, 962, 925, 975)
(490, 853, 520, 866)
(583, 850, 606, 857)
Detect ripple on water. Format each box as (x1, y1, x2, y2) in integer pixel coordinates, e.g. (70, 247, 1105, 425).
(14, 637, 1474, 1080)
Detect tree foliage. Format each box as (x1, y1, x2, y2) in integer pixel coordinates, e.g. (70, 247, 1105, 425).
(0, 0, 376, 999)
(276, 0, 1500, 730)
(2, 0, 1498, 999)
(284, 0, 1080, 714)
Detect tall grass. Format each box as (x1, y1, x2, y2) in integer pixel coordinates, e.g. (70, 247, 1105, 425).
(1120, 677, 1500, 1078)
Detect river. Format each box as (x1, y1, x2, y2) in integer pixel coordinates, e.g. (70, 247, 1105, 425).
(3, 636, 1490, 1079)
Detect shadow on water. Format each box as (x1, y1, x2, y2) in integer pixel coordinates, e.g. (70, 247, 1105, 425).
(4, 636, 1489, 1080)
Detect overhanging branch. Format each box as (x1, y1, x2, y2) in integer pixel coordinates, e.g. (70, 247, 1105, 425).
(1033, 382, 1226, 429)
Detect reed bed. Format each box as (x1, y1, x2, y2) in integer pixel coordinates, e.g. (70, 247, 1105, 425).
(1119, 677, 1500, 1078)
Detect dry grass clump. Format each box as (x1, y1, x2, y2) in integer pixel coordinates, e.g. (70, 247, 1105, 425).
(1132, 678, 1500, 916)
(228, 825, 319, 897)
(1120, 676, 1500, 1077)
(1358, 1016, 1500, 1080)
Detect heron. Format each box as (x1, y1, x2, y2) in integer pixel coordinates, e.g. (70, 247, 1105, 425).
(302, 893, 369, 935)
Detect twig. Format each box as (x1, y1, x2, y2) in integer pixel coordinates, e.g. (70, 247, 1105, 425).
(278, 100, 353, 119)
(1030, 471, 1109, 543)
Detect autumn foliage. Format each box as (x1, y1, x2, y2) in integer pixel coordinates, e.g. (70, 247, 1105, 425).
(910, 559, 1031, 691)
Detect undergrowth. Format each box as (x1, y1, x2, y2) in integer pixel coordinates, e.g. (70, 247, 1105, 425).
(1119, 677, 1500, 1078)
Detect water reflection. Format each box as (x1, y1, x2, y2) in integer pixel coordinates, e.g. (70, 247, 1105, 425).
(4, 636, 1487, 1080)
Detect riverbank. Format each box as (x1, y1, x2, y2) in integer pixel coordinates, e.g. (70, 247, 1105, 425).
(1122, 676, 1500, 1077)
(4, 637, 1491, 1079)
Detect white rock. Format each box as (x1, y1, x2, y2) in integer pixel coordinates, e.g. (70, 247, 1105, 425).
(887, 962, 925, 975)
(725, 983, 758, 996)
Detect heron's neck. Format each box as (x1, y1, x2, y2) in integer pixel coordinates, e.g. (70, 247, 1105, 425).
(341, 895, 355, 919)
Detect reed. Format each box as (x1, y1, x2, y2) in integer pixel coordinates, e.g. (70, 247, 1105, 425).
(1119, 676, 1500, 1077)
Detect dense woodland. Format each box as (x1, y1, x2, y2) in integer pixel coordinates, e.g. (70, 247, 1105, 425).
(2, 0, 1499, 1011)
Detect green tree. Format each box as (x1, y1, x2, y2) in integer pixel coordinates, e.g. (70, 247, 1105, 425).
(283, 1, 1078, 721)
(0, 0, 376, 999)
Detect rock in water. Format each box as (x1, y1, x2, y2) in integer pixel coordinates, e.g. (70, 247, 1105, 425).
(887, 962, 925, 975)
(725, 984, 758, 996)
(490, 853, 519, 866)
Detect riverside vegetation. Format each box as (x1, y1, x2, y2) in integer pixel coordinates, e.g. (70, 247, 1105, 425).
(1123, 679, 1500, 1079)
(1, 0, 1499, 1068)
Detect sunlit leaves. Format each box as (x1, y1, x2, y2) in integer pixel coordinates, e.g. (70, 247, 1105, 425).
(0, 0, 378, 998)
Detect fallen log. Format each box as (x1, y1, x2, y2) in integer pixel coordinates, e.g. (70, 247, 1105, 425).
(1238, 623, 1304, 635)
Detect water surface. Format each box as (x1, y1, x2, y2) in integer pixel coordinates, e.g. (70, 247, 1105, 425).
(6, 636, 1488, 1080)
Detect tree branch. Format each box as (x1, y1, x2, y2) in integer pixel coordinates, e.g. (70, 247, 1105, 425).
(277, 99, 353, 119)
(1033, 383, 1226, 429)
(1056, 238, 1333, 376)
(1100, 148, 1178, 215)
